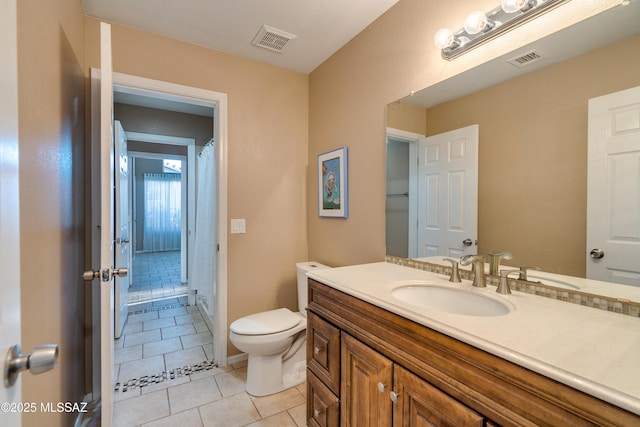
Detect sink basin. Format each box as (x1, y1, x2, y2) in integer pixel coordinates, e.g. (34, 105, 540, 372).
(390, 282, 512, 317)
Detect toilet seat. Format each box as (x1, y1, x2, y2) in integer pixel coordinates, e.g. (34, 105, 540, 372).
(230, 308, 301, 335)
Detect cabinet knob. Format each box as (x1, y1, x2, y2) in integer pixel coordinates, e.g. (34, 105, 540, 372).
(389, 391, 399, 402)
(377, 382, 386, 393)
(314, 346, 321, 355)
(313, 409, 321, 418)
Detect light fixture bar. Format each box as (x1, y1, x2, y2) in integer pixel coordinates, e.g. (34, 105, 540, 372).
(438, 0, 573, 60)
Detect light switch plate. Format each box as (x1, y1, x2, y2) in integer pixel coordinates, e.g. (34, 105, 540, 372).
(231, 218, 246, 234)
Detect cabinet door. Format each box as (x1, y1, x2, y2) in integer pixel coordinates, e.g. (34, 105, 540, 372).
(341, 333, 393, 426)
(393, 365, 484, 427)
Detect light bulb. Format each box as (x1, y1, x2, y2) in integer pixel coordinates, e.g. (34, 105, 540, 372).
(464, 11, 491, 34)
(501, 0, 528, 13)
(434, 28, 454, 49)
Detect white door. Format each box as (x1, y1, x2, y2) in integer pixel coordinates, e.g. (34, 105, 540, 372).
(417, 125, 478, 258)
(114, 120, 130, 338)
(587, 86, 640, 285)
(1, 0, 22, 423)
(87, 21, 116, 426)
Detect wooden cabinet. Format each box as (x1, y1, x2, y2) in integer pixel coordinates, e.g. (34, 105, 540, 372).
(307, 312, 341, 427)
(307, 278, 640, 427)
(307, 371, 339, 427)
(341, 332, 482, 426)
(393, 365, 483, 427)
(341, 333, 392, 426)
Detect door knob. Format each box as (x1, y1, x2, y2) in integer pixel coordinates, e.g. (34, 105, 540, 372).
(82, 267, 128, 281)
(113, 267, 128, 278)
(462, 238, 473, 246)
(4, 344, 59, 387)
(590, 248, 605, 259)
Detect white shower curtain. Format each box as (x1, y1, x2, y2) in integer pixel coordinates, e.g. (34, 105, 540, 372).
(190, 140, 217, 321)
(143, 173, 182, 252)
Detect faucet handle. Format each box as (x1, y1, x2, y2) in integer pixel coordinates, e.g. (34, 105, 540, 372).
(518, 266, 541, 281)
(443, 258, 462, 283)
(459, 254, 483, 266)
(488, 251, 513, 275)
(497, 270, 521, 295)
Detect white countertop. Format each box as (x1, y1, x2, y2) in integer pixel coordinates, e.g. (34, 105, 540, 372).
(307, 262, 640, 416)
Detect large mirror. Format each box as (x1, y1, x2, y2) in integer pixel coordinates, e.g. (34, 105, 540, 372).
(386, 3, 640, 301)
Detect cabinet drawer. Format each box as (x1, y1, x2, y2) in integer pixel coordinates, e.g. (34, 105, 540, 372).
(307, 311, 341, 394)
(307, 370, 340, 427)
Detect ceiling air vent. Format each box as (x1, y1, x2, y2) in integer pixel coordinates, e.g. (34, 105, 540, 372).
(251, 25, 298, 53)
(507, 50, 544, 68)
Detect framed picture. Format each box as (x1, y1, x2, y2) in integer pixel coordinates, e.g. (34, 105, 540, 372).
(318, 147, 348, 218)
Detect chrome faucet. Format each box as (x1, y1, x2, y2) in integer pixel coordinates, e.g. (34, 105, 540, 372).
(488, 251, 513, 275)
(460, 255, 486, 287)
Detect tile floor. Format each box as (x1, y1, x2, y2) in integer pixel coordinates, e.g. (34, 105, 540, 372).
(114, 299, 307, 426)
(129, 251, 188, 304)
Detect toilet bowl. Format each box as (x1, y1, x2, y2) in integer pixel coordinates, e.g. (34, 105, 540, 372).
(229, 261, 330, 396)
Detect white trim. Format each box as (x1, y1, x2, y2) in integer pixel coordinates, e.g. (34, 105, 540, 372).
(0, 0, 22, 424)
(113, 73, 228, 366)
(125, 132, 195, 283)
(126, 131, 195, 146)
(226, 353, 248, 365)
(386, 127, 423, 258)
(386, 127, 424, 142)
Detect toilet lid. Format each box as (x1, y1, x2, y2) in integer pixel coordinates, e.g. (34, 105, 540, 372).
(230, 308, 300, 335)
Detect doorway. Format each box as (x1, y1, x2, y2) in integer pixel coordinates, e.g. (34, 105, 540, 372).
(111, 73, 228, 368)
(122, 132, 196, 307)
(104, 74, 229, 421)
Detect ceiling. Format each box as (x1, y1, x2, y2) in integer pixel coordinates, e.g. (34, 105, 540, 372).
(83, 0, 399, 74)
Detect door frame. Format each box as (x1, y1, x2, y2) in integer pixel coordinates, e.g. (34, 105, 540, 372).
(112, 73, 229, 366)
(127, 132, 196, 284)
(0, 0, 22, 423)
(90, 72, 228, 376)
(386, 127, 421, 258)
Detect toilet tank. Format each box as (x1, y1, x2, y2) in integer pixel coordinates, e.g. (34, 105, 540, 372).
(296, 261, 330, 315)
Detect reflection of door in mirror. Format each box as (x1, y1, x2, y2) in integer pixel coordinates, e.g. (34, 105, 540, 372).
(386, 126, 478, 258)
(417, 125, 478, 259)
(587, 85, 640, 286)
(386, 128, 421, 258)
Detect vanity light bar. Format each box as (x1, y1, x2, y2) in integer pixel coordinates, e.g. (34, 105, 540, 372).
(435, 0, 573, 60)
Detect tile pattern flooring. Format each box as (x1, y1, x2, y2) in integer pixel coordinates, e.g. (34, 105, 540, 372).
(129, 251, 188, 304)
(114, 298, 306, 426)
(117, 251, 307, 426)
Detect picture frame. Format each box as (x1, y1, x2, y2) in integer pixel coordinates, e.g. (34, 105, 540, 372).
(318, 147, 348, 218)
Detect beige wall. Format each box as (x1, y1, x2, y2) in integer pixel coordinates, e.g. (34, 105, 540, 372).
(421, 35, 640, 277)
(85, 18, 309, 356)
(307, 0, 621, 267)
(115, 103, 213, 147)
(387, 102, 426, 135)
(17, 0, 86, 425)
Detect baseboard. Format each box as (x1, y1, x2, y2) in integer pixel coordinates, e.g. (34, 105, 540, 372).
(227, 353, 248, 366)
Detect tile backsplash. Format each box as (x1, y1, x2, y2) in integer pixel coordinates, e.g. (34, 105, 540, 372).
(385, 255, 640, 318)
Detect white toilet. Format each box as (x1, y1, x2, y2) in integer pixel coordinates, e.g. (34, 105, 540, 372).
(229, 261, 330, 396)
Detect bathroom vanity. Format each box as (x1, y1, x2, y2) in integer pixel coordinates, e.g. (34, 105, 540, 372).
(305, 262, 640, 426)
